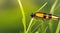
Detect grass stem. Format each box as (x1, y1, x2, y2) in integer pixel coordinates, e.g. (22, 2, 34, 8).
(55, 20, 60, 33)
(26, 18, 34, 33)
(18, 0, 26, 33)
(50, 0, 58, 14)
(37, 2, 47, 11)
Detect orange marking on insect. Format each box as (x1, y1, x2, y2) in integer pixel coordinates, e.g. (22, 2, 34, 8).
(36, 13, 44, 18)
(46, 15, 49, 19)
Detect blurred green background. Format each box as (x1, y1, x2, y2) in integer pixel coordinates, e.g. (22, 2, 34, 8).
(0, 0, 60, 33)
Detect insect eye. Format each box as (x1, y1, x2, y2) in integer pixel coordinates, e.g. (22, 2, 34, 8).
(31, 13, 35, 17)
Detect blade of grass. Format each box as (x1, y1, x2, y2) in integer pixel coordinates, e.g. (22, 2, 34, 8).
(18, 0, 26, 33)
(37, 2, 47, 11)
(31, 19, 47, 33)
(26, 18, 34, 33)
(49, 0, 58, 33)
(26, 2, 47, 33)
(31, 23, 42, 33)
(50, 0, 58, 14)
(44, 26, 48, 33)
(55, 20, 60, 33)
(40, 20, 46, 33)
(28, 19, 37, 33)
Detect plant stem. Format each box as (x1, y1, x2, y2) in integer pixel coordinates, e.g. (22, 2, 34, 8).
(50, 0, 58, 14)
(55, 20, 60, 33)
(26, 18, 34, 33)
(37, 2, 47, 11)
(18, 0, 26, 33)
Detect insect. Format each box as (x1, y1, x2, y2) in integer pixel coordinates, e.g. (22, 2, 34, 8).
(31, 12, 59, 20)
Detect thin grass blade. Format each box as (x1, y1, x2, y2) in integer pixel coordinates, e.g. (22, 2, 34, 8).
(18, 0, 26, 33)
(55, 20, 60, 33)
